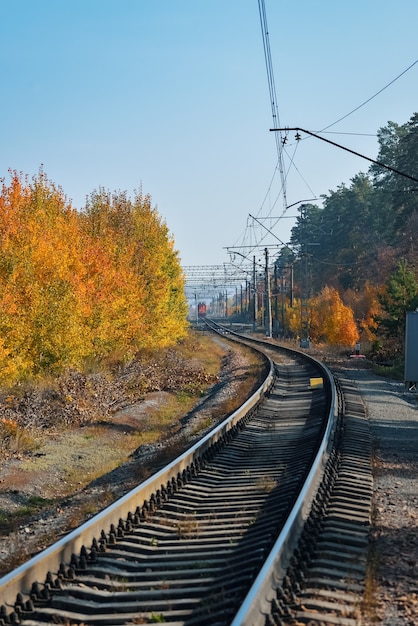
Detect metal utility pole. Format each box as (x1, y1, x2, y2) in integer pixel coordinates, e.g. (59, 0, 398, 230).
(281, 271, 285, 334)
(299, 206, 310, 348)
(253, 256, 258, 332)
(300, 247, 310, 347)
(290, 264, 294, 308)
(265, 248, 272, 338)
(273, 264, 279, 336)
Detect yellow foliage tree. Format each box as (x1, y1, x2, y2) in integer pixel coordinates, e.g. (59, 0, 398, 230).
(0, 171, 95, 378)
(0, 171, 188, 384)
(283, 298, 302, 337)
(309, 286, 359, 346)
(83, 187, 188, 353)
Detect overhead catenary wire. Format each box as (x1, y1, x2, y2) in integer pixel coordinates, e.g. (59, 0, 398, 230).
(319, 58, 418, 133)
(258, 0, 287, 211)
(265, 61, 418, 212)
(234, 12, 418, 270)
(231, 1, 317, 262)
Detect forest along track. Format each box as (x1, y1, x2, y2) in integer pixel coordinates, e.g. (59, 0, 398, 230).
(0, 333, 344, 625)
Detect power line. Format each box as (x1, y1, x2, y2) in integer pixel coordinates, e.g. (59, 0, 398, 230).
(257, 0, 287, 209)
(321, 131, 377, 137)
(319, 58, 418, 132)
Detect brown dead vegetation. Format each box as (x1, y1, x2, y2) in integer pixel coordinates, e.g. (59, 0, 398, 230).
(0, 332, 264, 576)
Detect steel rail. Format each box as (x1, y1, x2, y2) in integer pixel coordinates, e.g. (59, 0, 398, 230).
(205, 321, 337, 625)
(0, 347, 275, 613)
(0, 327, 337, 626)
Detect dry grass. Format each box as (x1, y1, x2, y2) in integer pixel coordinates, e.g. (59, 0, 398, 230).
(0, 495, 54, 534)
(0, 417, 39, 455)
(177, 334, 225, 377)
(256, 476, 277, 493)
(177, 513, 199, 539)
(361, 540, 381, 622)
(0, 329, 263, 571)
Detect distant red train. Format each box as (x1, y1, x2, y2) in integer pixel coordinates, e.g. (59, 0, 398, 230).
(197, 302, 207, 317)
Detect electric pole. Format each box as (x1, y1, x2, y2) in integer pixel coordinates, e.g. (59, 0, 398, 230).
(300, 205, 310, 348)
(265, 248, 272, 338)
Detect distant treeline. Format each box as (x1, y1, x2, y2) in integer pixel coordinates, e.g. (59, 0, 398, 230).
(276, 112, 418, 356)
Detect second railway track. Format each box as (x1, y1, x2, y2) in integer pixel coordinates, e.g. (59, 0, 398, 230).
(0, 325, 371, 626)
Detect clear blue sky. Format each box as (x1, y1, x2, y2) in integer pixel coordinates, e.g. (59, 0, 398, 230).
(1, 1, 417, 268)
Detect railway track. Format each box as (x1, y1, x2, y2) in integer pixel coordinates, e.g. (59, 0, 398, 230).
(0, 325, 371, 625)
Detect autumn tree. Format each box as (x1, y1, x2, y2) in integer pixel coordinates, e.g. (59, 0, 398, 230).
(283, 297, 301, 338)
(309, 286, 359, 346)
(343, 282, 381, 343)
(82, 187, 188, 352)
(0, 171, 188, 385)
(0, 170, 92, 379)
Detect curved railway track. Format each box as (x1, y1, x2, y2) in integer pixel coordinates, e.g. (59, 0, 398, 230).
(0, 325, 371, 625)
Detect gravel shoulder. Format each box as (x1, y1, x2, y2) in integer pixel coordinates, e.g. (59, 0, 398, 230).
(338, 362, 418, 626)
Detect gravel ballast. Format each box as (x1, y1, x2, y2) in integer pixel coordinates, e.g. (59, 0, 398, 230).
(344, 365, 418, 626)
(1, 349, 417, 624)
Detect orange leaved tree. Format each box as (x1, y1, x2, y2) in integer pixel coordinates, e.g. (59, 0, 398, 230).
(82, 187, 188, 352)
(0, 170, 93, 380)
(309, 286, 359, 346)
(0, 171, 188, 384)
(343, 282, 381, 343)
